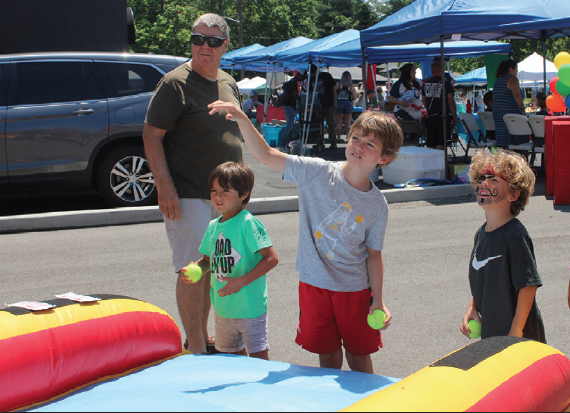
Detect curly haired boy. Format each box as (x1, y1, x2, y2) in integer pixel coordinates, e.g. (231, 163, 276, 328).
(460, 149, 546, 343)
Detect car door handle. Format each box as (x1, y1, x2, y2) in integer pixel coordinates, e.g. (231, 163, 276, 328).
(72, 109, 95, 115)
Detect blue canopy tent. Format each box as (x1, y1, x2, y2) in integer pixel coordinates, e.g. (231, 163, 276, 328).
(454, 67, 488, 86)
(271, 30, 361, 154)
(219, 43, 265, 73)
(302, 39, 509, 83)
(365, 41, 510, 64)
(231, 37, 313, 124)
(232, 36, 313, 69)
(359, 0, 570, 168)
(266, 35, 510, 154)
(360, 0, 570, 47)
(273, 29, 361, 66)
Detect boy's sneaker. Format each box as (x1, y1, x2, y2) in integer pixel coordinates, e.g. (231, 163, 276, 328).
(289, 141, 302, 155)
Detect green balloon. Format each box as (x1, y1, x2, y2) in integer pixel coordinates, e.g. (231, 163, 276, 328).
(556, 79, 570, 96)
(558, 63, 570, 87)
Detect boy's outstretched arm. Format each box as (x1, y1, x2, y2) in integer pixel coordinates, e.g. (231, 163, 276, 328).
(208, 101, 286, 173)
(366, 247, 391, 330)
(509, 285, 538, 338)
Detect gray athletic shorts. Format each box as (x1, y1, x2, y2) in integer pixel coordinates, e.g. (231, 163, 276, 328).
(163, 198, 219, 273)
(215, 312, 269, 354)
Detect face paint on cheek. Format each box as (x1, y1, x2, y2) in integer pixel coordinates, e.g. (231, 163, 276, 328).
(476, 180, 500, 205)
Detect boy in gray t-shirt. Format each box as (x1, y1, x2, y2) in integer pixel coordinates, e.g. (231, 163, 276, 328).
(208, 100, 404, 374)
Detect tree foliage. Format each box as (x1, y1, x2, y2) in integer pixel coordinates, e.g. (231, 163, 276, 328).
(128, 0, 570, 76)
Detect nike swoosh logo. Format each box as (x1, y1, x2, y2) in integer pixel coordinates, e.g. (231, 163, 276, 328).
(472, 254, 502, 270)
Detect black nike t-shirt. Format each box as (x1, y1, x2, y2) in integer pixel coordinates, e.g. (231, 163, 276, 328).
(469, 218, 546, 343)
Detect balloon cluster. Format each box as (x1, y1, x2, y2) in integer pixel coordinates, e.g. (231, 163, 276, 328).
(547, 52, 570, 112)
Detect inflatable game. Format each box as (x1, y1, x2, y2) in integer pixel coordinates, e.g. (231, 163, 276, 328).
(1, 294, 570, 412)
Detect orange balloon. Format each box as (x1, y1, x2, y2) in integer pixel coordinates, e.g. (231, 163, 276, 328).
(546, 94, 566, 112)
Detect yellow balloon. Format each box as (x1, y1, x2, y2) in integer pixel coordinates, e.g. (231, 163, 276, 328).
(554, 52, 570, 69)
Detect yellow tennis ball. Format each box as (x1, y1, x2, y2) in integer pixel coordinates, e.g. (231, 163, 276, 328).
(468, 319, 481, 339)
(367, 309, 386, 329)
(181, 264, 202, 283)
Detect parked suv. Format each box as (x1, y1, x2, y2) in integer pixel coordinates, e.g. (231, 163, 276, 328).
(0, 52, 188, 207)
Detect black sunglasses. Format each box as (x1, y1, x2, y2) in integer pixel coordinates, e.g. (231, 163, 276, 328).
(191, 34, 226, 48)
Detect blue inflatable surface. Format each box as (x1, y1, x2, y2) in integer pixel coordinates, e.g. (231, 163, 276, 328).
(29, 354, 400, 412)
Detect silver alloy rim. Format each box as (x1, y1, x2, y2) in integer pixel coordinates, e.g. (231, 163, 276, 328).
(109, 155, 155, 203)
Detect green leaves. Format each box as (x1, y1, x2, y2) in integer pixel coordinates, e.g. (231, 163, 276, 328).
(128, 0, 376, 55)
(127, 0, 565, 81)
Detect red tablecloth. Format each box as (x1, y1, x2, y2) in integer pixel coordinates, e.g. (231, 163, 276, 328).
(256, 105, 286, 124)
(552, 121, 570, 205)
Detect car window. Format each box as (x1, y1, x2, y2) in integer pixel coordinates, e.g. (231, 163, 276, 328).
(0, 64, 7, 106)
(95, 62, 164, 99)
(13, 61, 103, 105)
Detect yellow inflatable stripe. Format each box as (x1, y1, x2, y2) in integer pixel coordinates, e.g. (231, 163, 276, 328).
(0, 299, 172, 340)
(342, 341, 562, 412)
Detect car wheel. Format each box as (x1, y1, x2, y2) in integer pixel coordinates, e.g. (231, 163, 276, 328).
(96, 145, 157, 207)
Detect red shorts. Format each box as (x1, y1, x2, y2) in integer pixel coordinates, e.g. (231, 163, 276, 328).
(295, 281, 382, 356)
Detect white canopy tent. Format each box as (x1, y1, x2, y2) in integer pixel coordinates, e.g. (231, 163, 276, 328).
(236, 77, 266, 94)
(517, 52, 558, 83)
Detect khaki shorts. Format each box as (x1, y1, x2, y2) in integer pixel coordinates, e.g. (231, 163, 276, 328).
(163, 198, 219, 273)
(214, 312, 269, 354)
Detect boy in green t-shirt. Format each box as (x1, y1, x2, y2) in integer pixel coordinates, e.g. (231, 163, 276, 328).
(184, 162, 278, 359)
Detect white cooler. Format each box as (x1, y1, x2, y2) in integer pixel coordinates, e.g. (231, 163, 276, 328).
(382, 146, 445, 186)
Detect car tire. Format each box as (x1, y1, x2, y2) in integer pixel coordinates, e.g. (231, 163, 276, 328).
(96, 145, 157, 208)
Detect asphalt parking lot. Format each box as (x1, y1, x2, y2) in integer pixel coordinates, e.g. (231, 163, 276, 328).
(1, 167, 568, 379)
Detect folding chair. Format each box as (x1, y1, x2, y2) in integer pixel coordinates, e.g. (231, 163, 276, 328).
(398, 120, 426, 146)
(458, 113, 485, 162)
(503, 114, 539, 165)
(447, 127, 463, 163)
(528, 115, 546, 169)
(476, 111, 497, 148)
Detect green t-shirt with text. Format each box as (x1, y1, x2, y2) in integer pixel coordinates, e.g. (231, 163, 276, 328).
(199, 210, 273, 319)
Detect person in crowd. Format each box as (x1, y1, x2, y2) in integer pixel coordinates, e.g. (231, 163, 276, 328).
(187, 162, 278, 360)
(482, 91, 496, 141)
(466, 99, 473, 114)
(377, 86, 385, 111)
(242, 90, 262, 121)
(535, 92, 549, 116)
(208, 100, 403, 374)
(492, 59, 527, 148)
(484, 91, 494, 111)
(278, 70, 306, 152)
(421, 61, 458, 150)
(387, 63, 423, 122)
(303, 65, 338, 150)
(354, 90, 365, 108)
(334, 71, 358, 141)
(460, 150, 545, 344)
(142, 13, 243, 355)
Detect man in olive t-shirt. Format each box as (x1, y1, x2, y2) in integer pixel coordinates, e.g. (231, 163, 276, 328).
(143, 13, 243, 355)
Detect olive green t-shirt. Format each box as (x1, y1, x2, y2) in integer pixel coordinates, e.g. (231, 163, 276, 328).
(145, 63, 243, 199)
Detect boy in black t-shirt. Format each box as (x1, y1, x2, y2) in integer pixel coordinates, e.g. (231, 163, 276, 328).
(460, 150, 546, 343)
